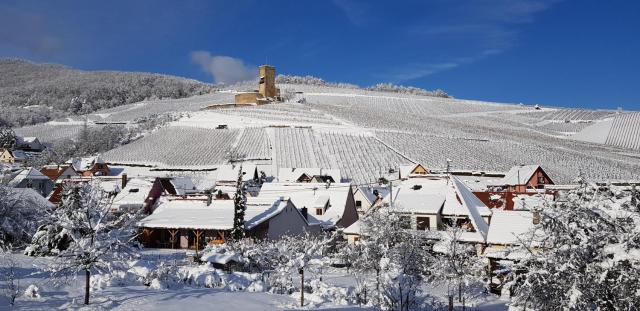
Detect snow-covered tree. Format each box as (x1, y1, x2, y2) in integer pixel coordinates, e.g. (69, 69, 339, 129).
(432, 225, 485, 304)
(47, 182, 140, 305)
(510, 183, 640, 310)
(348, 207, 432, 309)
(0, 186, 51, 247)
(0, 126, 16, 149)
(230, 165, 247, 241)
(0, 246, 20, 306)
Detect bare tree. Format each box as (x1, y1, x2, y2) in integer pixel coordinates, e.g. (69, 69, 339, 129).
(0, 246, 20, 306)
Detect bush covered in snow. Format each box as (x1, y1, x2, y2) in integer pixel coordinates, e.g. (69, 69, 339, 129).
(366, 83, 450, 98)
(0, 186, 51, 247)
(509, 183, 640, 309)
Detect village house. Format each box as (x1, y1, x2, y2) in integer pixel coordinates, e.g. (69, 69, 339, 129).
(345, 175, 491, 245)
(111, 177, 157, 213)
(398, 163, 430, 180)
(69, 156, 110, 177)
(256, 182, 359, 230)
(5, 168, 55, 197)
(40, 165, 78, 183)
(137, 197, 313, 250)
(494, 165, 554, 192)
(468, 165, 556, 210)
(277, 167, 341, 183)
(352, 185, 389, 214)
(0, 148, 27, 163)
(15, 136, 45, 152)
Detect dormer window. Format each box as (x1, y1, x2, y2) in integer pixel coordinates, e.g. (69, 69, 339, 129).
(315, 208, 323, 215)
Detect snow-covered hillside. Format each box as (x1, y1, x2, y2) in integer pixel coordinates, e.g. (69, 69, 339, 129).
(21, 83, 640, 184)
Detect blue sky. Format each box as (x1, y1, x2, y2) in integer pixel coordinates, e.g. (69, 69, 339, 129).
(1, 0, 639, 109)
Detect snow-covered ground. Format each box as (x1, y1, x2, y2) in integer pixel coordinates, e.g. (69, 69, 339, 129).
(0, 249, 508, 310)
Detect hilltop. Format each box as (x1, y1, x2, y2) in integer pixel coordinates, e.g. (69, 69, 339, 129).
(0, 58, 215, 127)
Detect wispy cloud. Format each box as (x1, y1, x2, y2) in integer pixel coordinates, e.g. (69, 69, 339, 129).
(333, 0, 370, 27)
(378, 50, 501, 83)
(0, 6, 62, 55)
(190, 51, 256, 84)
(377, 0, 560, 82)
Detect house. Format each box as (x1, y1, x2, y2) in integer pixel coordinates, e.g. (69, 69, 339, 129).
(15, 137, 44, 152)
(137, 197, 314, 249)
(40, 165, 78, 183)
(111, 178, 156, 213)
(439, 176, 492, 243)
(0, 149, 27, 163)
(342, 220, 361, 244)
(352, 185, 389, 214)
(69, 156, 110, 176)
(496, 165, 554, 192)
(6, 168, 55, 197)
(277, 167, 341, 183)
(398, 163, 430, 180)
(256, 182, 359, 229)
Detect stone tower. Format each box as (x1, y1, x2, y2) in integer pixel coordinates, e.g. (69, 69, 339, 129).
(259, 65, 277, 98)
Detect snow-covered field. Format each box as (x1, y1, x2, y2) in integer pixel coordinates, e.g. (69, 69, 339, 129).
(16, 84, 640, 183)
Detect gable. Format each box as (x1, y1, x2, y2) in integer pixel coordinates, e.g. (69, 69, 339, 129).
(412, 164, 428, 175)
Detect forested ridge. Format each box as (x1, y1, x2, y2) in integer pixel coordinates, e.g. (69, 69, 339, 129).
(0, 58, 215, 127)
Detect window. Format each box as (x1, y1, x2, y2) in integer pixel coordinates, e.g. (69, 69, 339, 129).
(416, 217, 430, 230)
(315, 208, 323, 216)
(355, 200, 362, 208)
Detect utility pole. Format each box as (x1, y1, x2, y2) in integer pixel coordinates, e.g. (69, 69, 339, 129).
(300, 267, 304, 307)
(388, 180, 393, 207)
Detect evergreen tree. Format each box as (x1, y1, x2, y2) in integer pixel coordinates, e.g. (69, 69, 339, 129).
(231, 165, 247, 241)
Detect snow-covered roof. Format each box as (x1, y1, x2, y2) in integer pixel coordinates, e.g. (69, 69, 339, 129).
(112, 178, 154, 208)
(69, 156, 106, 172)
(256, 182, 351, 228)
(216, 164, 258, 183)
(512, 194, 552, 211)
(138, 197, 296, 230)
(277, 167, 341, 183)
(486, 210, 536, 245)
(9, 150, 27, 161)
(446, 176, 491, 242)
(392, 178, 448, 214)
(342, 220, 360, 235)
(170, 177, 197, 195)
(442, 178, 492, 217)
(500, 165, 541, 186)
(138, 200, 234, 230)
(211, 198, 304, 229)
(7, 168, 51, 187)
(5, 187, 54, 208)
(18, 136, 39, 143)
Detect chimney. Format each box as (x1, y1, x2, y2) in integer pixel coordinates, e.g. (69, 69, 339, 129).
(301, 207, 308, 220)
(121, 173, 128, 189)
(532, 211, 541, 225)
